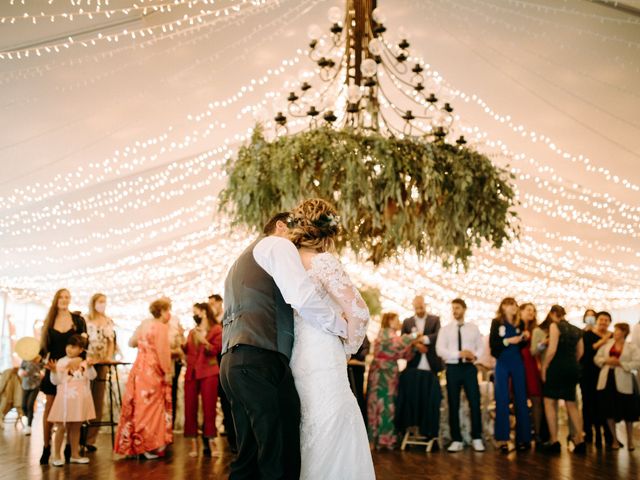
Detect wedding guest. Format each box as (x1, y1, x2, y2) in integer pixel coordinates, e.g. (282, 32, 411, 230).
(183, 303, 223, 457)
(582, 308, 597, 332)
(541, 305, 585, 454)
(489, 297, 531, 452)
(115, 298, 173, 459)
(39, 289, 87, 465)
(348, 336, 371, 423)
(18, 353, 43, 435)
(595, 322, 640, 451)
(632, 320, 640, 351)
(169, 314, 185, 429)
(48, 334, 96, 466)
(367, 313, 417, 449)
(395, 296, 442, 446)
(519, 303, 544, 444)
(84, 293, 117, 452)
(209, 293, 237, 453)
(436, 298, 485, 452)
(580, 311, 613, 448)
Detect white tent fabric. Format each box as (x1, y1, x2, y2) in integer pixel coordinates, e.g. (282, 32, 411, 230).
(1, 0, 639, 327)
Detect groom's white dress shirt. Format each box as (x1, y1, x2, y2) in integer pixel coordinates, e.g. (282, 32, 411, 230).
(253, 236, 348, 338)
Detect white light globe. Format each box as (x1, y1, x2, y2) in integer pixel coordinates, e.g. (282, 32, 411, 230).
(361, 58, 378, 77)
(328, 6, 342, 23)
(307, 24, 323, 40)
(368, 38, 382, 55)
(372, 7, 386, 23)
(347, 84, 363, 103)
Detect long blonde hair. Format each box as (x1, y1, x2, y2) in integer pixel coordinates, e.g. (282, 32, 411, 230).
(41, 288, 70, 353)
(88, 293, 107, 321)
(288, 198, 339, 253)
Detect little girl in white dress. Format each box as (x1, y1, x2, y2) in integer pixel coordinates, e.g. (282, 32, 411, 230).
(48, 333, 96, 466)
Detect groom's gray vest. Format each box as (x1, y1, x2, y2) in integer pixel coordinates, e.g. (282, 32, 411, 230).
(221, 237, 295, 359)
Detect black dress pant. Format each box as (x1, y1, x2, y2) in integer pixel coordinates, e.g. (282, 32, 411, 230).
(220, 346, 300, 480)
(446, 363, 482, 442)
(348, 364, 367, 424)
(172, 361, 182, 428)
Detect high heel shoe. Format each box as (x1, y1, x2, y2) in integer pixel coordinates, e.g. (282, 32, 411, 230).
(573, 442, 587, 454)
(545, 441, 561, 454)
(39, 446, 51, 465)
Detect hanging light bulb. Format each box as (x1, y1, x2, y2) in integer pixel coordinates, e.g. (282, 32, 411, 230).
(327, 6, 342, 23)
(361, 58, 378, 77)
(368, 38, 383, 56)
(307, 24, 323, 40)
(347, 84, 363, 103)
(372, 8, 386, 23)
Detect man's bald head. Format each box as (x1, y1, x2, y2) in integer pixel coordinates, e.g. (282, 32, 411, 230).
(412, 295, 426, 318)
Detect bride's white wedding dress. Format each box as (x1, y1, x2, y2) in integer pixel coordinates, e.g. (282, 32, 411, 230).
(290, 252, 376, 480)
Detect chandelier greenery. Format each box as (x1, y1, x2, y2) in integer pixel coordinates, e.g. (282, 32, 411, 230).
(219, 0, 518, 266)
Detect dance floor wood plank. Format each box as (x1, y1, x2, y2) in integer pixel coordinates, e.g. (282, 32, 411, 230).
(1, 409, 639, 480)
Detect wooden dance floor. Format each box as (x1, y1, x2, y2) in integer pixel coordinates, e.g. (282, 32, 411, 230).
(1, 409, 639, 480)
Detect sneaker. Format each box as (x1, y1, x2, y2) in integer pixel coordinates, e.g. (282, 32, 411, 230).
(447, 441, 464, 452)
(70, 457, 90, 464)
(471, 439, 485, 452)
(23, 426, 31, 436)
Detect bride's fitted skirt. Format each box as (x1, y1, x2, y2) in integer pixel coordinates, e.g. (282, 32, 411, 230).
(291, 318, 375, 480)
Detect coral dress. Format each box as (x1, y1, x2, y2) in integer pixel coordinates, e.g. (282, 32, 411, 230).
(48, 357, 97, 423)
(115, 319, 173, 455)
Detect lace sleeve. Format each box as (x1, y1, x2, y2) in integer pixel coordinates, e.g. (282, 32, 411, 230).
(313, 254, 371, 355)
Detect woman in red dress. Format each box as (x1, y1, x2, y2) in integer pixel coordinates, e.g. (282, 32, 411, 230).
(520, 303, 544, 443)
(115, 298, 173, 459)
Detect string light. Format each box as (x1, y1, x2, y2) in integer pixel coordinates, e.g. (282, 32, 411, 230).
(0, 0, 275, 60)
(1, 1, 638, 328)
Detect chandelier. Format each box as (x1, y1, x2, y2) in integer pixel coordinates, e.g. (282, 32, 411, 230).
(273, 0, 467, 146)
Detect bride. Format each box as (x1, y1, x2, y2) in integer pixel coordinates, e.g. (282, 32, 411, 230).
(287, 198, 376, 480)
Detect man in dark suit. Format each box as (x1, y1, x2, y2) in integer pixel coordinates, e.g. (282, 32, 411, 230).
(395, 295, 443, 445)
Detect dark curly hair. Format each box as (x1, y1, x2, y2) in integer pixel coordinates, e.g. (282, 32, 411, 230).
(288, 198, 339, 252)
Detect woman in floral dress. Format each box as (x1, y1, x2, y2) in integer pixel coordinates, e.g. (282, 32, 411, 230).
(114, 298, 173, 459)
(367, 312, 419, 449)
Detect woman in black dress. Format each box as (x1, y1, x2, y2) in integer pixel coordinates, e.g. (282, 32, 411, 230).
(580, 311, 612, 447)
(39, 289, 87, 465)
(595, 323, 640, 451)
(540, 305, 585, 453)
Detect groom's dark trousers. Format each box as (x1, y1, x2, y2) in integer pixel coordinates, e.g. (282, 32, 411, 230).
(220, 344, 301, 480)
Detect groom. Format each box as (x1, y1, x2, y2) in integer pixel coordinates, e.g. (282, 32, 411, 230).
(220, 212, 347, 480)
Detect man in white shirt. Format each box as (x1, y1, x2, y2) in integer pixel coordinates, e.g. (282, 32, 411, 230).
(220, 212, 347, 480)
(632, 320, 640, 351)
(436, 298, 485, 452)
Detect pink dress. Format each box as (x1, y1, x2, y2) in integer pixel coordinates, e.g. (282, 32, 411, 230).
(115, 319, 173, 455)
(48, 357, 97, 423)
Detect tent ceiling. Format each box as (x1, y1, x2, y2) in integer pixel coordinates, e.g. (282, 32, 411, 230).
(1, 0, 639, 321)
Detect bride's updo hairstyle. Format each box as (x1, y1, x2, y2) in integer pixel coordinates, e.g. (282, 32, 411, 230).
(288, 198, 340, 253)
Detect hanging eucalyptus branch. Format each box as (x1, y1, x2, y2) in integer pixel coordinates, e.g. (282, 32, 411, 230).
(219, 125, 519, 266)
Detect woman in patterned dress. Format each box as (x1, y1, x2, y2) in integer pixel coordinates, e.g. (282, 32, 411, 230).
(85, 293, 117, 451)
(367, 312, 418, 449)
(114, 298, 173, 459)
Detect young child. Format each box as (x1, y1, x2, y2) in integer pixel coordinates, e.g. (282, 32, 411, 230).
(47, 333, 96, 466)
(18, 354, 44, 435)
